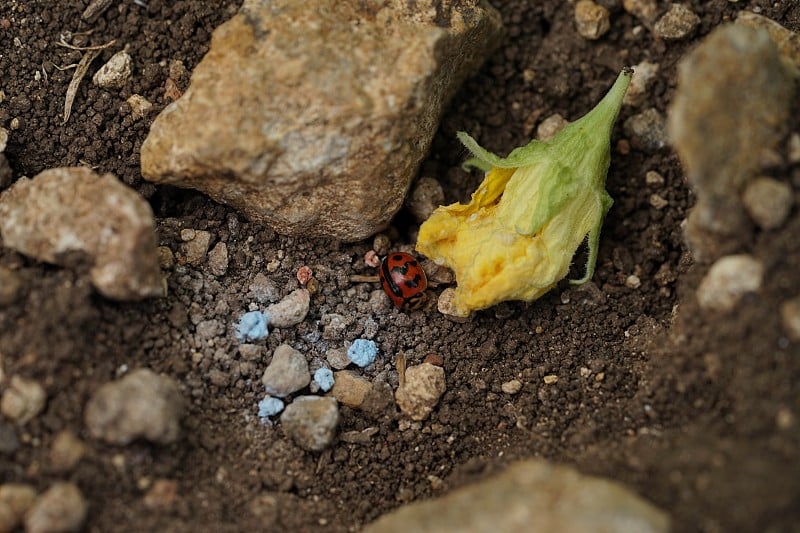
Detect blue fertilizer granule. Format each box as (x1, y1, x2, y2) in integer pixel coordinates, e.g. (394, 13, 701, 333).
(258, 395, 284, 421)
(237, 311, 269, 342)
(313, 367, 335, 392)
(347, 339, 378, 368)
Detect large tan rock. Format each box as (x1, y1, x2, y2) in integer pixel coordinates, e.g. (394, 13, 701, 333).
(141, 0, 503, 241)
(0, 167, 163, 300)
(365, 459, 670, 533)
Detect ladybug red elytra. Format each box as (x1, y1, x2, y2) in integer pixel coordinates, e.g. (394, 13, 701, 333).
(379, 252, 428, 310)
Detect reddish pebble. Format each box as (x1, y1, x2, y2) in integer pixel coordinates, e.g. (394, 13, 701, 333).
(423, 353, 443, 367)
(364, 250, 381, 268)
(296, 265, 313, 285)
(143, 479, 178, 510)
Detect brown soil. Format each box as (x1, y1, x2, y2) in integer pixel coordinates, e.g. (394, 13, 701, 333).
(1, 1, 799, 531)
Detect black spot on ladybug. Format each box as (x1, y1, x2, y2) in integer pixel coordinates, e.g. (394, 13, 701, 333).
(392, 254, 405, 262)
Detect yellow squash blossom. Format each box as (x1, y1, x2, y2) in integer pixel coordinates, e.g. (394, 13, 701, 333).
(416, 68, 632, 316)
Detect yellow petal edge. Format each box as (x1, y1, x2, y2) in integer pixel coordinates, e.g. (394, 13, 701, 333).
(416, 68, 633, 316)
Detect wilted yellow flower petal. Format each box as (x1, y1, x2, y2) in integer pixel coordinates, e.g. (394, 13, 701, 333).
(416, 69, 632, 316)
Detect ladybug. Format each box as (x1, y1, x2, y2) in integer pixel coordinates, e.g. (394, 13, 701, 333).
(379, 252, 428, 310)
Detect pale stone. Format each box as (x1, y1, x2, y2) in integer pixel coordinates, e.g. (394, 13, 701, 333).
(696, 254, 764, 313)
(49, 430, 86, 473)
(261, 344, 310, 397)
(207, 241, 229, 276)
(395, 363, 446, 421)
(653, 3, 700, 40)
(84, 369, 184, 445)
(741, 176, 793, 230)
(93, 51, 132, 90)
(736, 11, 800, 69)
(140, 0, 503, 242)
(406, 177, 444, 223)
(0, 483, 36, 533)
(501, 379, 522, 395)
(668, 25, 793, 261)
(536, 114, 569, 142)
(364, 460, 670, 533)
(0, 376, 46, 425)
(280, 396, 339, 452)
(0, 167, 163, 300)
(179, 229, 211, 266)
(624, 61, 660, 106)
(623, 0, 658, 23)
(575, 0, 610, 40)
(126, 94, 152, 120)
(330, 371, 372, 409)
(266, 289, 310, 328)
(24, 483, 87, 533)
(780, 296, 800, 342)
(623, 108, 667, 152)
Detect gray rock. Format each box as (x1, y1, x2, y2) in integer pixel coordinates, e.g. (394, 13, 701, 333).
(179, 229, 212, 266)
(207, 241, 229, 276)
(395, 363, 446, 421)
(92, 50, 132, 90)
(653, 3, 700, 40)
(326, 348, 351, 370)
(140, 0, 503, 242)
(623, 108, 667, 152)
(364, 459, 669, 533)
(736, 11, 800, 69)
(24, 483, 87, 533)
(668, 25, 793, 261)
(0, 375, 46, 425)
(741, 176, 793, 230)
(280, 396, 339, 452)
(574, 0, 610, 40)
(261, 344, 310, 397)
(0, 483, 37, 533)
(0, 167, 163, 300)
(266, 289, 310, 328)
(84, 369, 185, 445)
(696, 254, 764, 313)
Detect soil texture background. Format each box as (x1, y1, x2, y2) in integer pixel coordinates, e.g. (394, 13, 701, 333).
(1, 0, 799, 531)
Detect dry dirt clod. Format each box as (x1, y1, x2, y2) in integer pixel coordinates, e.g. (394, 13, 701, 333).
(395, 362, 446, 421)
(84, 369, 185, 445)
(207, 242, 229, 276)
(279, 396, 339, 452)
(125, 94, 152, 120)
(261, 344, 310, 397)
(623, 108, 667, 152)
(330, 371, 372, 409)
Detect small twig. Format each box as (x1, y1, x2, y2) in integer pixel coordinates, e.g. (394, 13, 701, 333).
(396, 352, 407, 388)
(52, 63, 79, 71)
(82, 0, 115, 23)
(55, 37, 116, 51)
(349, 274, 379, 283)
(63, 48, 101, 124)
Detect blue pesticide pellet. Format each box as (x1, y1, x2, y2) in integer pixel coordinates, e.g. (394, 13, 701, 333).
(237, 311, 269, 342)
(313, 368, 335, 392)
(258, 395, 284, 422)
(347, 339, 377, 368)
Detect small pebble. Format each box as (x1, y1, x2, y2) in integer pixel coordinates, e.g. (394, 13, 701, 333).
(780, 296, 800, 342)
(372, 234, 392, 257)
(157, 246, 175, 269)
(623, 108, 667, 152)
(313, 368, 335, 393)
(257, 396, 285, 421)
(364, 250, 381, 268)
(179, 229, 212, 266)
(347, 339, 378, 368)
(0, 483, 37, 533)
(84, 369, 184, 445)
(406, 178, 445, 223)
(326, 348, 351, 370)
(266, 288, 310, 328)
(624, 61, 660, 107)
(543, 375, 559, 384)
(24, 482, 87, 533)
(395, 363, 446, 421)
(330, 371, 372, 409)
(501, 379, 522, 395)
(126, 94, 153, 120)
(248, 273, 279, 303)
(238, 343, 263, 360)
(92, 50, 132, 89)
(437, 288, 471, 322)
(0, 375, 46, 425)
(623, 0, 658, 23)
(280, 396, 339, 452)
(261, 344, 310, 397)
(645, 170, 665, 188)
(237, 311, 269, 342)
(143, 479, 178, 511)
(741, 176, 793, 230)
(536, 114, 569, 141)
(49, 430, 85, 473)
(653, 3, 700, 40)
(649, 193, 668, 210)
(422, 353, 444, 367)
(296, 266, 313, 285)
(0, 127, 7, 153)
(625, 274, 642, 289)
(0, 268, 23, 306)
(207, 242, 229, 276)
(696, 254, 764, 313)
(574, 0, 610, 40)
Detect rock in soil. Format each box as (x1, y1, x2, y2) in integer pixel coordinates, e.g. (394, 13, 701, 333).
(266, 289, 310, 328)
(0, 375, 46, 425)
(0, 167, 163, 300)
(780, 295, 800, 342)
(330, 370, 372, 409)
(574, 0, 610, 40)
(652, 3, 700, 40)
(49, 430, 86, 473)
(696, 254, 764, 313)
(140, 0, 503, 241)
(261, 344, 311, 397)
(24, 482, 87, 533)
(0, 483, 37, 533)
(84, 369, 185, 445)
(364, 459, 669, 533)
(280, 396, 339, 452)
(395, 362, 446, 421)
(741, 176, 793, 230)
(92, 50, 132, 90)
